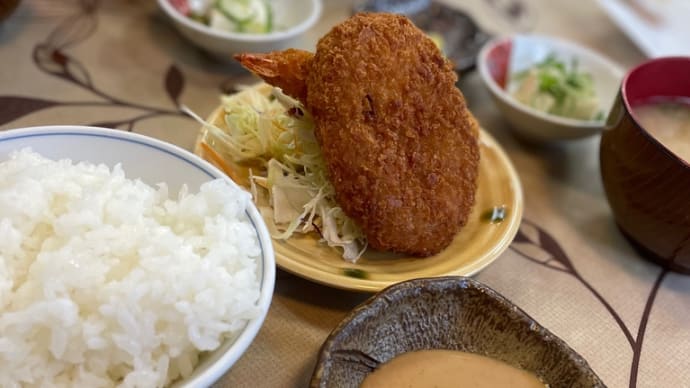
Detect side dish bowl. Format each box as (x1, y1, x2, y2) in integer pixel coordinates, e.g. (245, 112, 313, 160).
(478, 34, 624, 142)
(0, 126, 276, 387)
(157, 0, 322, 57)
(311, 277, 604, 387)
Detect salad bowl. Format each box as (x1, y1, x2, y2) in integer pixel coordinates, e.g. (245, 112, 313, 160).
(478, 34, 624, 142)
(158, 0, 322, 58)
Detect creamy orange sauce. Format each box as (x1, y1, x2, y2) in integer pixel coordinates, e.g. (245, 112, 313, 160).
(634, 100, 690, 161)
(360, 349, 545, 388)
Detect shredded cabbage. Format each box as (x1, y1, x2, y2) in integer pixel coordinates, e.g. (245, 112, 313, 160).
(188, 84, 367, 262)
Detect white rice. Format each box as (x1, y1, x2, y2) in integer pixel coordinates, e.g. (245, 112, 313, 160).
(0, 149, 262, 387)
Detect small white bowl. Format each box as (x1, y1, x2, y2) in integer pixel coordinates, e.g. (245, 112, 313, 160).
(0, 126, 276, 387)
(157, 0, 322, 58)
(478, 34, 624, 142)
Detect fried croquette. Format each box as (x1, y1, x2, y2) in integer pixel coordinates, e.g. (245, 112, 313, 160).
(236, 13, 480, 257)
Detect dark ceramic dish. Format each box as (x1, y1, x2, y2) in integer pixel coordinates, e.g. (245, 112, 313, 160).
(310, 277, 605, 388)
(352, 0, 490, 73)
(0, 0, 20, 21)
(600, 56, 690, 273)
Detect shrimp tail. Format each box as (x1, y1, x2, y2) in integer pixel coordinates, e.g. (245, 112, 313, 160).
(234, 49, 313, 104)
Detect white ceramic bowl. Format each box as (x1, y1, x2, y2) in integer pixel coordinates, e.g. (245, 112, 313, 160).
(0, 126, 276, 387)
(157, 0, 322, 57)
(478, 34, 624, 142)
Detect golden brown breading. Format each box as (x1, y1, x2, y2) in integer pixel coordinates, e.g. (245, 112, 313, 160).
(234, 49, 313, 103)
(307, 13, 479, 256)
(236, 13, 480, 256)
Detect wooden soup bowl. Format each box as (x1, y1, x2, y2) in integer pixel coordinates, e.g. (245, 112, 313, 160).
(600, 56, 690, 272)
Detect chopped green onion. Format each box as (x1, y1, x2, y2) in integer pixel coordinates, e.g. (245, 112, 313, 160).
(482, 206, 507, 224)
(511, 54, 602, 121)
(343, 268, 368, 279)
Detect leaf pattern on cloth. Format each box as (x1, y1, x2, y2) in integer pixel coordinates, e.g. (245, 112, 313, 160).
(34, 45, 93, 89)
(0, 2, 191, 129)
(0, 1, 682, 387)
(514, 221, 573, 272)
(165, 65, 185, 106)
(0, 97, 58, 126)
(0, 0, 193, 129)
(512, 219, 669, 388)
(44, 3, 98, 50)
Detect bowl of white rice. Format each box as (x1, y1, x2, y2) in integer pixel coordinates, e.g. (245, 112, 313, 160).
(0, 126, 275, 387)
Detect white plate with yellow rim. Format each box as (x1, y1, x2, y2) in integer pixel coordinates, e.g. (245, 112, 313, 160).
(195, 94, 523, 293)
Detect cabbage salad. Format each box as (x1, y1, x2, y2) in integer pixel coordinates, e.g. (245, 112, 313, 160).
(186, 84, 367, 262)
(510, 55, 603, 121)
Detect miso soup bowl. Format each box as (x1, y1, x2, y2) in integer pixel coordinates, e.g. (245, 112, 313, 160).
(600, 56, 690, 272)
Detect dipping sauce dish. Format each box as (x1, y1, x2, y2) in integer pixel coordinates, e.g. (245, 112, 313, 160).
(600, 56, 690, 272)
(311, 277, 604, 388)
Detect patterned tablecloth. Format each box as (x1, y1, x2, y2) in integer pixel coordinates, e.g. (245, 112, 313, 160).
(1, 1, 688, 387)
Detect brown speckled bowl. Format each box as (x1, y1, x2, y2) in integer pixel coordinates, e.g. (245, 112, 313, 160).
(310, 277, 605, 388)
(600, 57, 690, 273)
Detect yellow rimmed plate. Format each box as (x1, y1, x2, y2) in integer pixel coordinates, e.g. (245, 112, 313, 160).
(195, 101, 523, 293)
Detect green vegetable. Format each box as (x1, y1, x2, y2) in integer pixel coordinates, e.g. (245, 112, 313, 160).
(189, 12, 209, 25)
(206, 0, 273, 34)
(481, 206, 507, 224)
(511, 55, 602, 121)
(185, 84, 367, 262)
(343, 268, 368, 279)
(216, 0, 256, 24)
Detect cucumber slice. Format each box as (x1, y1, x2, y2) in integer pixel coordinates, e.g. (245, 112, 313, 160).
(208, 8, 239, 32)
(212, 0, 273, 33)
(241, 0, 272, 33)
(215, 0, 256, 24)
(265, 1, 273, 32)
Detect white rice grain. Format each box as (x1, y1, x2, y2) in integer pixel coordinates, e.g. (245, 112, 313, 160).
(0, 149, 261, 387)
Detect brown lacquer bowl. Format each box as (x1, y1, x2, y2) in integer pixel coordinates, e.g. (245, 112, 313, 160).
(310, 277, 605, 388)
(600, 57, 690, 273)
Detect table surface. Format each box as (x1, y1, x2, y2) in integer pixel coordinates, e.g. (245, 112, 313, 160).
(1, 1, 688, 387)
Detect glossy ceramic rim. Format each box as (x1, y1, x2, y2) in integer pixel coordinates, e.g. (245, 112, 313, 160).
(311, 276, 604, 387)
(157, 0, 322, 42)
(478, 34, 625, 129)
(196, 107, 523, 292)
(0, 126, 276, 388)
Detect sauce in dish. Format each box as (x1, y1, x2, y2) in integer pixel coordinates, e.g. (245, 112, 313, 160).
(360, 349, 545, 388)
(634, 99, 690, 161)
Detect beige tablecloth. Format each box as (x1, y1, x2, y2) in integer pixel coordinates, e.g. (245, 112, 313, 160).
(1, 1, 688, 387)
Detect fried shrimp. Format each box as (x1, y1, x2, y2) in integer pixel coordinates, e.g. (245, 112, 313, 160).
(236, 13, 480, 256)
(234, 49, 313, 103)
